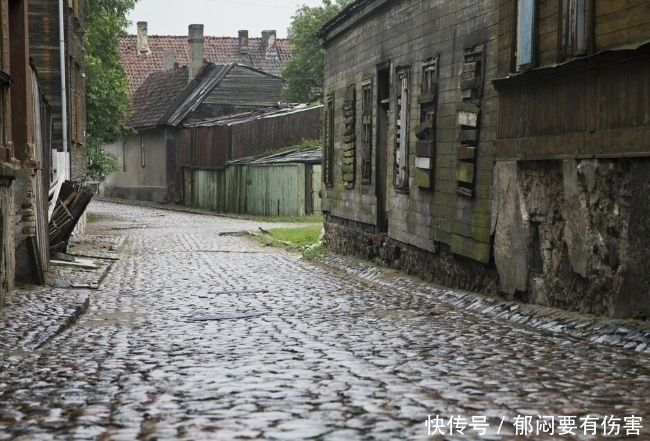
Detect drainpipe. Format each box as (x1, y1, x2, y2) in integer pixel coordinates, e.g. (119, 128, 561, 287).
(59, 0, 69, 178)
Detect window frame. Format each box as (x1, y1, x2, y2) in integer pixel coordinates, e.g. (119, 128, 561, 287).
(559, 0, 595, 61)
(394, 67, 410, 190)
(323, 93, 334, 187)
(361, 79, 373, 185)
(516, 0, 537, 70)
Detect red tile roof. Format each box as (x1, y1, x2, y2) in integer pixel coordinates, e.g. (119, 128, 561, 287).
(124, 66, 191, 129)
(120, 34, 292, 95)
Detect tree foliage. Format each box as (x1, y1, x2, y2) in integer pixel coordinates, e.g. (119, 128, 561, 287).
(84, 0, 137, 180)
(282, 0, 351, 103)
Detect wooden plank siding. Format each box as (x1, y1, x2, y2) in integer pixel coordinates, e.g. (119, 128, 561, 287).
(495, 0, 650, 160)
(28, 0, 86, 179)
(202, 65, 283, 108)
(320, 0, 500, 264)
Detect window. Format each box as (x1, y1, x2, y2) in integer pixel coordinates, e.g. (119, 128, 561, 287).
(140, 135, 145, 167)
(414, 57, 438, 190)
(341, 84, 356, 188)
(323, 94, 334, 186)
(361, 80, 373, 184)
(517, 0, 536, 69)
(560, 0, 594, 59)
(394, 68, 409, 189)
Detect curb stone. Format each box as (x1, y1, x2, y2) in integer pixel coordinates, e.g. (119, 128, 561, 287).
(313, 251, 650, 354)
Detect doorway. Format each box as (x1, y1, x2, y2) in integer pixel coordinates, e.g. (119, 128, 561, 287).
(376, 64, 390, 233)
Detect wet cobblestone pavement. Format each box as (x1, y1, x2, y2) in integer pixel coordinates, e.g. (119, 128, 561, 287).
(1, 201, 649, 440)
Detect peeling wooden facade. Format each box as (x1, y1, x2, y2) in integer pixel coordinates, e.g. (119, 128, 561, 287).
(319, 0, 499, 264)
(491, 0, 650, 318)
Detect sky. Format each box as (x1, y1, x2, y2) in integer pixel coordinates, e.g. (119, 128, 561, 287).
(126, 0, 324, 38)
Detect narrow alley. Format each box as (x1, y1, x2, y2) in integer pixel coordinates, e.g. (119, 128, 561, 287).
(0, 201, 648, 440)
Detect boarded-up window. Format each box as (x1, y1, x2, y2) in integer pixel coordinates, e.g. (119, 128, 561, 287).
(561, 0, 593, 59)
(323, 94, 334, 186)
(517, 0, 535, 69)
(456, 45, 485, 198)
(341, 85, 355, 187)
(414, 57, 438, 190)
(394, 68, 409, 189)
(361, 80, 372, 184)
(68, 58, 84, 144)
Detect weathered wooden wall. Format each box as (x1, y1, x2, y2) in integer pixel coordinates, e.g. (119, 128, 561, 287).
(231, 107, 321, 159)
(191, 163, 311, 216)
(203, 65, 283, 108)
(180, 106, 322, 168)
(28, 0, 86, 179)
(495, 0, 650, 159)
(321, 0, 499, 263)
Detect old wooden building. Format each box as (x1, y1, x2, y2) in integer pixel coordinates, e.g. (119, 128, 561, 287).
(1, 0, 55, 304)
(28, 0, 85, 180)
(492, 1, 650, 318)
(103, 46, 284, 203)
(319, 0, 500, 289)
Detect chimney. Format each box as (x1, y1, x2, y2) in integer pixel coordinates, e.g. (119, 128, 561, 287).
(261, 30, 278, 60)
(188, 24, 205, 81)
(238, 30, 249, 55)
(136, 21, 150, 55)
(163, 50, 176, 70)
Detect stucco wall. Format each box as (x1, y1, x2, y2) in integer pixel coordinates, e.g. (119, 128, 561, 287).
(103, 129, 168, 202)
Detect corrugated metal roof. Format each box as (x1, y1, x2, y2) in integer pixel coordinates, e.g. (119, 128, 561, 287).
(184, 104, 322, 128)
(227, 147, 322, 165)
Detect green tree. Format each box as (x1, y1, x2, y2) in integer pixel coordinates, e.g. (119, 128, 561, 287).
(282, 0, 351, 103)
(84, 0, 137, 181)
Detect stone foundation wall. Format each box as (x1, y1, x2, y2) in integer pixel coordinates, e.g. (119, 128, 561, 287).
(494, 158, 650, 320)
(324, 216, 499, 295)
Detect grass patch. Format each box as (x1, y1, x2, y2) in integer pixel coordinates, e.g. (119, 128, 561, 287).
(86, 212, 104, 222)
(251, 223, 323, 251)
(303, 243, 327, 261)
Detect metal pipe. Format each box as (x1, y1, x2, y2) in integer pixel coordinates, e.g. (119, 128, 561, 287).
(58, 0, 69, 178)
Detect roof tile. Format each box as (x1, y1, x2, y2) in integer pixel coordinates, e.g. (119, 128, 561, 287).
(120, 35, 292, 95)
(125, 66, 190, 129)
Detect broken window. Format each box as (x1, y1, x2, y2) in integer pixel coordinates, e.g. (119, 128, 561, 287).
(414, 57, 438, 190)
(560, 0, 594, 59)
(361, 80, 372, 184)
(517, 0, 536, 69)
(341, 84, 356, 188)
(323, 93, 334, 186)
(394, 68, 409, 190)
(456, 45, 485, 198)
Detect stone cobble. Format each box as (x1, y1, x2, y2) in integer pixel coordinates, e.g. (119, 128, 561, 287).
(0, 201, 648, 440)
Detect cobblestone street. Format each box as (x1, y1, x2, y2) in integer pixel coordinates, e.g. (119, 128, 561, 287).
(1, 201, 649, 440)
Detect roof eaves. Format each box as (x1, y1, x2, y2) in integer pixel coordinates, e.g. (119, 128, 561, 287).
(318, 0, 386, 45)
